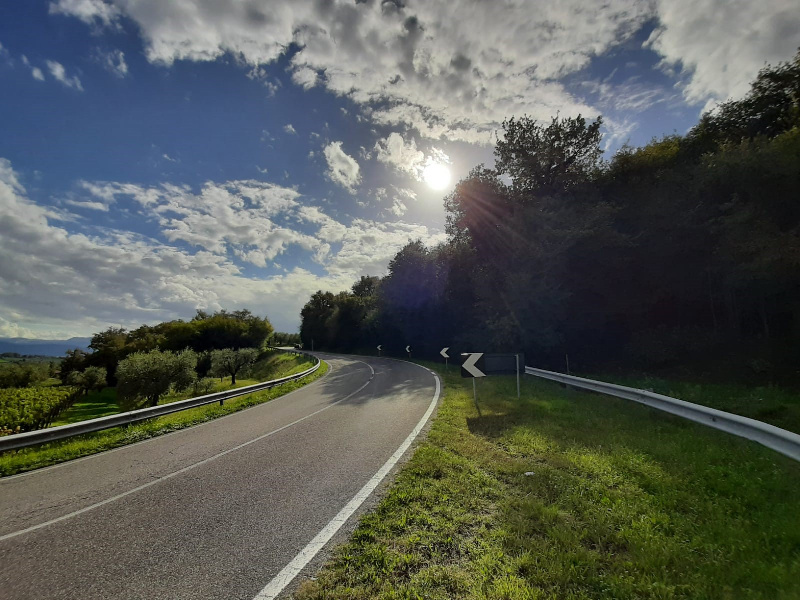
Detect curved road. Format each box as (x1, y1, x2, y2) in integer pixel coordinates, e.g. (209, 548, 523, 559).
(0, 354, 439, 600)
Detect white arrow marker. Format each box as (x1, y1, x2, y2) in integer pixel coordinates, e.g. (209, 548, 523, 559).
(377, 345, 382, 351)
(440, 347, 449, 359)
(462, 353, 486, 377)
(405, 346, 411, 353)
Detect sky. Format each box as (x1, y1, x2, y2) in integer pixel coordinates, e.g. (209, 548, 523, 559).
(0, 0, 798, 339)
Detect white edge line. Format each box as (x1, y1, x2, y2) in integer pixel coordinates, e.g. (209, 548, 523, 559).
(0, 362, 374, 543)
(1, 360, 337, 482)
(253, 366, 441, 600)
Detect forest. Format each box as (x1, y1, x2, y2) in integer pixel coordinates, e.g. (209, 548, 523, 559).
(300, 51, 800, 384)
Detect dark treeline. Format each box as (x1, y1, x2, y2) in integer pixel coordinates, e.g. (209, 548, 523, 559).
(62, 309, 273, 386)
(301, 51, 800, 383)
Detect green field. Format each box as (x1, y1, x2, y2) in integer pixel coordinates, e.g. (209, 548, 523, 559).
(0, 352, 324, 476)
(296, 364, 800, 600)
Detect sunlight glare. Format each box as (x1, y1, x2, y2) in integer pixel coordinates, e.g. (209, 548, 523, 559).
(423, 162, 451, 190)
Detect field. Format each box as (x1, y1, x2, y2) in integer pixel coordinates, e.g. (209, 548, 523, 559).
(0, 351, 323, 476)
(296, 364, 800, 600)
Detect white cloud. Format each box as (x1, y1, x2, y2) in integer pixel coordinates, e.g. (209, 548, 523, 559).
(46, 60, 83, 90)
(374, 133, 425, 179)
(0, 158, 444, 336)
(647, 0, 800, 108)
(291, 66, 318, 90)
(50, 0, 122, 27)
(66, 199, 110, 211)
(96, 48, 128, 77)
(323, 141, 361, 193)
(43, 1, 800, 135)
(283, 123, 297, 135)
(0, 316, 39, 339)
(49, 0, 655, 142)
(21, 55, 46, 81)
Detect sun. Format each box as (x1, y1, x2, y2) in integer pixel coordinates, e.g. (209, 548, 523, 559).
(422, 162, 451, 190)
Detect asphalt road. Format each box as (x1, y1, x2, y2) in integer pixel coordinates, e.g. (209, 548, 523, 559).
(0, 354, 439, 600)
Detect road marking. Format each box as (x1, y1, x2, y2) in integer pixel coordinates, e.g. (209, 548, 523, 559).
(253, 365, 441, 600)
(0, 362, 374, 543)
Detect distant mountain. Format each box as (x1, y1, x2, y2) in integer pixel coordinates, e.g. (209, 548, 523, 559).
(0, 337, 91, 357)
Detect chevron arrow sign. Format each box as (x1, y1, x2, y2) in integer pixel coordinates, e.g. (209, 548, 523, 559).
(460, 353, 486, 378)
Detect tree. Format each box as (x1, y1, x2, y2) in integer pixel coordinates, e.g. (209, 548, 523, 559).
(192, 310, 273, 351)
(685, 49, 800, 154)
(87, 327, 128, 386)
(0, 362, 48, 388)
(352, 275, 380, 298)
(300, 291, 336, 350)
(210, 348, 259, 385)
(116, 349, 197, 409)
(67, 366, 107, 396)
(494, 114, 603, 197)
(59, 348, 88, 384)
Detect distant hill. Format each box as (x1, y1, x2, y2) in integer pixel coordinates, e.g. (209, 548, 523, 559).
(0, 337, 91, 357)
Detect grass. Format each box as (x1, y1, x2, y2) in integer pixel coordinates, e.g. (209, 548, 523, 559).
(587, 374, 800, 435)
(52, 387, 119, 425)
(0, 357, 327, 477)
(295, 363, 800, 600)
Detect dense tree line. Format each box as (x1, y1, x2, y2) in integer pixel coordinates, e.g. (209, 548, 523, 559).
(61, 309, 273, 386)
(301, 51, 800, 383)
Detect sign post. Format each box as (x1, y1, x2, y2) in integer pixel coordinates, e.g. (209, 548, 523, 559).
(440, 347, 450, 370)
(377, 344, 382, 357)
(461, 352, 525, 406)
(406, 345, 411, 359)
(461, 353, 485, 413)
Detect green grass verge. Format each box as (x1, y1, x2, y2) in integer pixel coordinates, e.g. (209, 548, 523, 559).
(587, 374, 800, 435)
(0, 359, 327, 477)
(296, 362, 800, 600)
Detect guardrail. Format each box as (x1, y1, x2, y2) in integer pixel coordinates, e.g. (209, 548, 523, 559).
(0, 351, 320, 453)
(525, 366, 800, 462)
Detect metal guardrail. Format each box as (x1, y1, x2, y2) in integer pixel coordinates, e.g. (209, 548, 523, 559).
(525, 366, 800, 462)
(0, 351, 320, 453)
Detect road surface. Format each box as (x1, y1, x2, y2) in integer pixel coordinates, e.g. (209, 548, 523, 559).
(0, 354, 439, 600)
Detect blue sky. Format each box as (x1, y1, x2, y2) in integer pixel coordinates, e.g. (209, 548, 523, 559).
(1, 0, 798, 339)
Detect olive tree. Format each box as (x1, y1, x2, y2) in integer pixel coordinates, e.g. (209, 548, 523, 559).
(67, 366, 107, 396)
(210, 348, 259, 385)
(116, 349, 197, 409)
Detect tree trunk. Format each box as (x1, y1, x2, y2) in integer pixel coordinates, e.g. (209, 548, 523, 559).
(231, 372, 236, 385)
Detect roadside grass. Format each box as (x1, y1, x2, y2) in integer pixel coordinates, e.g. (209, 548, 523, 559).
(296, 363, 800, 600)
(585, 373, 800, 435)
(0, 359, 326, 477)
